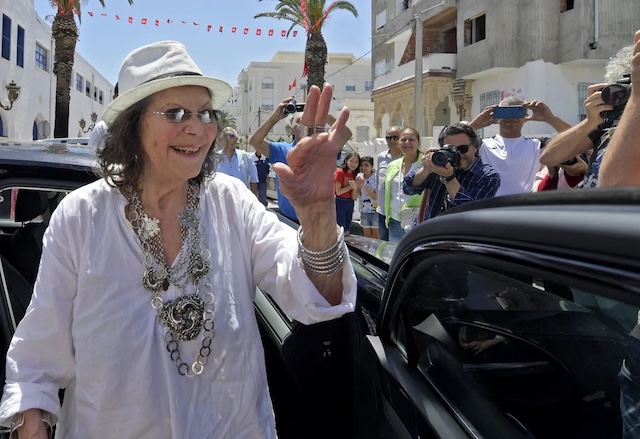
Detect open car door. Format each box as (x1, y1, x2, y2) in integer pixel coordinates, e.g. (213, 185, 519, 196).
(355, 191, 640, 439)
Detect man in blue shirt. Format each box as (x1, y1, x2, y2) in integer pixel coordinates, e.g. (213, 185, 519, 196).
(403, 123, 500, 224)
(217, 127, 258, 195)
(249, 96, 352, 221)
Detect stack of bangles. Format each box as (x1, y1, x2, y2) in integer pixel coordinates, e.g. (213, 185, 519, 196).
(297, 225, 346, 276)
(298, 124, 329, 137)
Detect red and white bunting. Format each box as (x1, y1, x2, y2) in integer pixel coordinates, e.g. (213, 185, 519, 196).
(83, 12, 300, 37)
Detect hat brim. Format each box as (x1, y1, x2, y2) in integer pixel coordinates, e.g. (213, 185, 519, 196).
(102, 75, 232, 127)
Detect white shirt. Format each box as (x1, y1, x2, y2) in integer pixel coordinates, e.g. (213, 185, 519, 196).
(0, 175, 357, 438)
(480, 135, 543, 196)
(88, 120, 108, 148)
(216, 149, 259, 188)
(375, 150, 400, 216)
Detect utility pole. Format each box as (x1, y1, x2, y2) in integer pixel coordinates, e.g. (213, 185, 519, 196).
(413, 14, 424, 136)
(258, 107, 261, 127)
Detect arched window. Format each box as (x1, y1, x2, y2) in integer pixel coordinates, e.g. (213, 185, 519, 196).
(262, 77, 274, 90)
(32, 121, 38, 140)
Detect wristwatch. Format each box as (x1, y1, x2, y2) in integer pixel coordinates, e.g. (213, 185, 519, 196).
(439, 174, 456, 184)
(10, 411, 54, 438)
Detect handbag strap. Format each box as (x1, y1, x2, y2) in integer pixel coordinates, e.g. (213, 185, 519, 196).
(417, 188, 430, 223)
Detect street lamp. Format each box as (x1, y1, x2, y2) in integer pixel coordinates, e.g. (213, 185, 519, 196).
(451, 77, 470, 120)
(79, 111, 98, 133)
(0, 80, 21, 111)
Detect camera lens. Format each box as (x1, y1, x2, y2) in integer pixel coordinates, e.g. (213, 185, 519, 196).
(284, 101, 297, 115)
(601, 84, 630, 107)
(431, 151, 449, 167)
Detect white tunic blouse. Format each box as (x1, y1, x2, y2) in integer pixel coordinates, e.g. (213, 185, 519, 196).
(0, 174, 357, 438)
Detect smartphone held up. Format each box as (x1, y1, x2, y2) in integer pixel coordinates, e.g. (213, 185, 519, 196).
(493, 105, 528, 119)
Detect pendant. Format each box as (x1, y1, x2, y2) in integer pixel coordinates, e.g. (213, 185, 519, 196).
(161, 295, 205, 341)
(143, 268, 169, 292)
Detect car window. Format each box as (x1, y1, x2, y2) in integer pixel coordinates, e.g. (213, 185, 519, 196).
(396, 260, 631, 439)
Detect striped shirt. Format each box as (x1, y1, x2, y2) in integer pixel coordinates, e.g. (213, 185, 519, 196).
(403, 158, 500, 224)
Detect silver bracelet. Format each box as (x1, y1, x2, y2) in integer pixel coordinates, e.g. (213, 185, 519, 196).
(297, 226, 346, 275)
(298, 124, 314, 138)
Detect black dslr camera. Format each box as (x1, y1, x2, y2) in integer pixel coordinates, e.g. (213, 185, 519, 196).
(431, 145, 460, 169)
(283, 100, 305, 116)
(600, 74, 631, 121)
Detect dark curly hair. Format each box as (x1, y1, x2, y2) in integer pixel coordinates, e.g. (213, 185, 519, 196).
(96, 96, 222, 189)
(438, 123, 481, 148)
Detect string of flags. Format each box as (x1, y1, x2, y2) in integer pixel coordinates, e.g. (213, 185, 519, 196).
(84, 11, 300, 37)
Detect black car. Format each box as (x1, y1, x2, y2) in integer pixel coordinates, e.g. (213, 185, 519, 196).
(1, 141, 639, 439)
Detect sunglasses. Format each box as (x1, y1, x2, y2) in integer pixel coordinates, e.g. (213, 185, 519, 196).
(454, 144, 471, 154)
(225, 133, 237, 139)
(148, 108, 216, 124)
(385, 135, 400, 141)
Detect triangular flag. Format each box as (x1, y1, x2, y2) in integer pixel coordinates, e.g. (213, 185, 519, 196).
(281, 30, 286, 37)
(288, 78, 296, 91)
(141, 18, 147, 25)
(88, 11, 93, 16)
(243, 28, 249, 35)
(232, 27, 237, 33)
(207, 25, 212, 31)
(256, 29, 262, 36)
(268, 29, 274, 36)
(101, 12, 107, 16)
(167, 19, 173, 24)
(181, 20, 187, 24)
(115, 15, 120, 20)
(219, 26, 223, 32)
(128, 16, 133, 24)
(293, 30, 298, 37)
(193, 22, 199, 26)
(155, 19, 159, 26)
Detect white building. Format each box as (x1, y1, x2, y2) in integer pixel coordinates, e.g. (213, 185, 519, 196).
(236, 51, 375, 153)
(371, 0, 640, 138)
(1, 0, 113, 140)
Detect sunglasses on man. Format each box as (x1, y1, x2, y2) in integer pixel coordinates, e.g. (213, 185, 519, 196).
(148, 108, 217, 124)
(385, 135, 399, 141)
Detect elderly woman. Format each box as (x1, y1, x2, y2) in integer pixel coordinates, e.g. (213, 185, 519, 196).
(384, 127, 424, 243)
(0, 41, 356, 438)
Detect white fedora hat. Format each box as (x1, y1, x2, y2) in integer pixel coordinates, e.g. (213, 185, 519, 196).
(102, 41, 232, 127)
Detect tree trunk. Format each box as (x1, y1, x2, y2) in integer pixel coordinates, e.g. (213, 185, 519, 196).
(305, 32, 327, 91)
(51, 10, 78, 138)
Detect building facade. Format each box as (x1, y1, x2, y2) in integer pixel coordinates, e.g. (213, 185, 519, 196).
(236, 51, 374, 153)
(371, 0, 640, 138)
(1, 0, 113, 140)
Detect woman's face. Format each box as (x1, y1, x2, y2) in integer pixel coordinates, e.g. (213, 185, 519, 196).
(139, 85, 217, 187)
(399, 132, 420, 157)
(346, 155, 360, 172)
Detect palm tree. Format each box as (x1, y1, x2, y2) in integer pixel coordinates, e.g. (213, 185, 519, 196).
(255, 0, 358, 90)
(217, 110, 237, 130)
(49, 0, 133, 138)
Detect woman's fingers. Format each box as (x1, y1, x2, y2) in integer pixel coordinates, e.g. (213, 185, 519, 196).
(315, 83, 333, 127)
(301, 86, 320, 130)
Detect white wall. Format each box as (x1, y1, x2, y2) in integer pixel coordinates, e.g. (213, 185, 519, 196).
(0, 0, 113, 140)
(470, 59, 608, 137)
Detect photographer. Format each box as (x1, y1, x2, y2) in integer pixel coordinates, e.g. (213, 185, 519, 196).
(249, 95, 352, 221)
(403, 123, 500, 224)
(540, 45, 633, 188)
(600, 31, 640, 187)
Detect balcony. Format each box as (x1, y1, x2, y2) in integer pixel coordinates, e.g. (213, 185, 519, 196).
(374, 53, 457, 90)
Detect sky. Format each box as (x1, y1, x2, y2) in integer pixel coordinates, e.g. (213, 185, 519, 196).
(34, 0, 372, 88)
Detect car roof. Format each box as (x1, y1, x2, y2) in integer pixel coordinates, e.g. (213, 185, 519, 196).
(397, 187, 640, 269)
(0, 140, 97, 171)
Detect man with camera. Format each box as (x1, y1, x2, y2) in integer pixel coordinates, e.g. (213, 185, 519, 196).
(403, 123, 500, 223)
(540, 45, 633, 188)
(468, 97, 570, 196)
(600, 32, 640, 187)
(249, 95, 352, 221)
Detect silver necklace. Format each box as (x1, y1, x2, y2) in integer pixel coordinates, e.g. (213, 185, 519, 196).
(126, 181, 215, 377)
